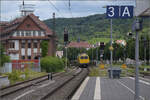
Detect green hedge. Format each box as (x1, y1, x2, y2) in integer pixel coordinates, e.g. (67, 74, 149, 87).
(40, 56, 65, 73)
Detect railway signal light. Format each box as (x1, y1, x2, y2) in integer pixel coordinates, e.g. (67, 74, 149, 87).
(64, 28, 68, 42)
(64, 33, 68, 42)
(100, 42, 105, 50)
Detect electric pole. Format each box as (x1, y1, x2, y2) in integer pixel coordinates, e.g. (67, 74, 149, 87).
(110, 19, 113, 78)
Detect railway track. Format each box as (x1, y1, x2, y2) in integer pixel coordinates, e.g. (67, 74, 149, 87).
(0, 67, 80, 100)
(0, 69, 69, 98)
(42, 68, 88, 100)
(0, 67, 88, 100)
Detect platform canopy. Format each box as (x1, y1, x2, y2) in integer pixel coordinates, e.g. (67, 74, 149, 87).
(134, 0, 150, 17)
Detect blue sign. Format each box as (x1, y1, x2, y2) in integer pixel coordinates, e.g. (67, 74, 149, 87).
(106, 6, 119, 18)
(120, 6, 133, 18)
(106, 6, 133, 18)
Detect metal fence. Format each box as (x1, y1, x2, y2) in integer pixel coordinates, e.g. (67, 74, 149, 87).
(0, 63, 12, 73)
(12, 62, 41, 72)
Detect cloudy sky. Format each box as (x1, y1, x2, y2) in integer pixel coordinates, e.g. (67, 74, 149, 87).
(1, 0, 135, 21)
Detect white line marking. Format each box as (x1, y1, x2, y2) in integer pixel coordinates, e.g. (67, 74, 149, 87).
(38, 81, 55, 88)
(117, 80, 145, 100)
(71, 77, 90, 100)
(13, 81, 55, 100)
(13, 90, 35, 100)
(94, 77, 101, 100)
(128, 77, 150, 86)
(139, 77, 150, 82)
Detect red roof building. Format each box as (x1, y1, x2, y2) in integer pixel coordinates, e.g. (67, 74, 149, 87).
(67, 41, 92, 49)
(0, 13, 55, 62)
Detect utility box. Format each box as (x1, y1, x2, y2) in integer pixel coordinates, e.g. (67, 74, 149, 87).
(108, 67, 121, 79)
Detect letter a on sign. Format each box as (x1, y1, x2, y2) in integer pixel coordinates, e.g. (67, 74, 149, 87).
(121, 6, 133, 18)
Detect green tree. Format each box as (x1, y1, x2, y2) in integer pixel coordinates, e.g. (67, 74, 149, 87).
(40, 56, 65, 72)
(41, 40, 48, 57)
(0, 44, 10, 67)
(126, 38, 135, 59)
(113, 42, 124, 62)
(63, 47, 87, 61)
(104, 41, 125, 61)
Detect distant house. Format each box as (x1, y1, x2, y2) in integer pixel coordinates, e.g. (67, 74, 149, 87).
(0, 13, 55, 69)
(116, 40, 126, 46)
(56, 51, 63, 58)
(67, 41, 92, 50)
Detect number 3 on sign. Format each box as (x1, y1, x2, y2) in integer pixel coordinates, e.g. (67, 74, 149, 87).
(108, 7, 114, 17)
(107, 6, 119, 18)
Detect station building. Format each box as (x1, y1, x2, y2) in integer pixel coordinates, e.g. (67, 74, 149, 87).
(0, 3, 56, 69)
(0, 13, 55, 69)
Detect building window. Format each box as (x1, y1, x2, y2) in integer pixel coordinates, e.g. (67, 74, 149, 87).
(26, 31, 31, 36)
(21, 43, 25, 48)
(26, 31, 29, 36)
(22, 56, 25, 60)
(31, 31, 33, 36)
(24, 31, 26, 36)
(34, 43, 38, 48)
(28, 43, 31, 48)
(28, 31, 31, 36)
(10, 42, 15, 48)
(28, 56, 31, 59)
(21, 31, 24, 36)
(17, 31, 20, 36)
(38, 31, 41, 36)
(34, 56, 38, 59)
(33, 31, 36, 36)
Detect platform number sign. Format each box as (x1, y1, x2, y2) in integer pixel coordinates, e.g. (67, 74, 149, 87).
(106, 6, 133, 18)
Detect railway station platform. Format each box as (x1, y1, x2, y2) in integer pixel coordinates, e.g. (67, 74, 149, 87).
(71, 77, 150, 100)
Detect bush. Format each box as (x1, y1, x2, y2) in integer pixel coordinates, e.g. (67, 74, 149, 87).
(89, 67, 100, 77)
(6, 68, 47, 84)
(40, 56, 65, 73)
(7, 70, 24, 84)
(62, 57, 70, 67)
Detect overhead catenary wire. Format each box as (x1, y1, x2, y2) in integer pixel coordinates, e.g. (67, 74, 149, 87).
(68, 0, 73, 18)
(48, 0, 65, 18)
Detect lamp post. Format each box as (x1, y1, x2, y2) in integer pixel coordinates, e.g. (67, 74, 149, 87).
(134, 18, 143, 100)
(110, 19, 113, 78)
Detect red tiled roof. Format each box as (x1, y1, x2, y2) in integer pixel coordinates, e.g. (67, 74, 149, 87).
(29, 14, 53, 35)
(0, 21, 9, 25)
(67, 41, 92, 48)
(0, 13, 53, 35)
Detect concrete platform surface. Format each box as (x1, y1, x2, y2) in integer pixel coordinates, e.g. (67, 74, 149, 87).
(71, 77, 150, 100)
